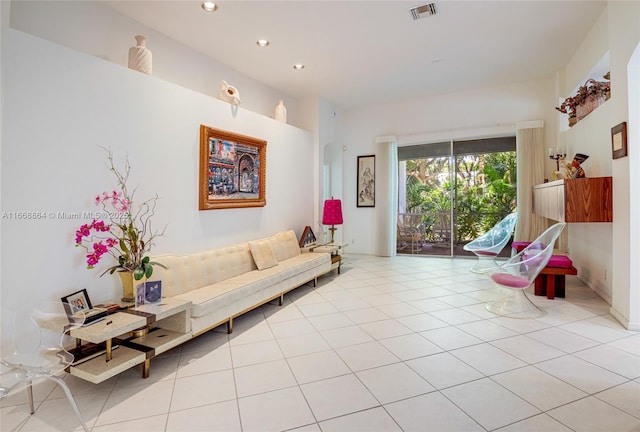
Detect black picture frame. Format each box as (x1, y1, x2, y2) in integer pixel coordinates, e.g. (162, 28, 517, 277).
(61, 288, 108, 324)
(611, 122, 627, 159)
(357, 155, 375, 208)
(61, 288, 93, 315)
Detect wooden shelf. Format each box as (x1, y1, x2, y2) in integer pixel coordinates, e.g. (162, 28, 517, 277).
(533, 177, 612, 223)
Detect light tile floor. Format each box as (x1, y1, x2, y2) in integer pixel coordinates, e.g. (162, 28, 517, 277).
(2, 255, 639, 431)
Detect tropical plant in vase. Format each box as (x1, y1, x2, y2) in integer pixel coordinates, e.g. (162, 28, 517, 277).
(75, 149, 166, 283)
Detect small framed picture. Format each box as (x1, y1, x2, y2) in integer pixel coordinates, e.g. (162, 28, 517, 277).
(357, 155, 375, 207)
(61, 289, 107, 324)
(611, 122, 627, 159)
(61, 289, 92, 315)
(144, 280, 162, 304)
(135, 281, 146, 307)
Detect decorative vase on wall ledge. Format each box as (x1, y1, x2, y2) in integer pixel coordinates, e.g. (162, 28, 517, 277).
(128, 35, 152, 75)
(275, 100, 287, 123)
(218, 80, 242, 105)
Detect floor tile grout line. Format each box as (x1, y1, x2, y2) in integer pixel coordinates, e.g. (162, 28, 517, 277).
(24, 255, 639, 431)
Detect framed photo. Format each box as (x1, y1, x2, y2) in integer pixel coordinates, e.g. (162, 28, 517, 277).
(61, 289, 92, 314)
(357, 155, 375, 207)
(61, 288, 107, 324)
(135, 281, 146, 307)
(144, 280, 162, 304)
(611, 122, 627, 159)
(199, 125, 267, 210)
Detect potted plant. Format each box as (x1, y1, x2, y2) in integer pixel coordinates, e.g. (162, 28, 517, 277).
(556, 78, 610, 126)
(555, 96, 578, 127)
(75, 149, 166, 301)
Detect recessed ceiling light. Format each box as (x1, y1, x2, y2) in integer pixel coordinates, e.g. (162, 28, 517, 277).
(293, 64, 305, 70)
(201, 2, 217, 12)
(256, 39, 270, 47)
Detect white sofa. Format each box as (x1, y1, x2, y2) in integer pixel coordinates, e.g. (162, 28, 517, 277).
(152, 230, 331, 336)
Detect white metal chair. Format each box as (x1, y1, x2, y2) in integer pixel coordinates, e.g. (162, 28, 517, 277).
(0, 301, 90, 431)
(397, 213, 425, 254)
(484, 222, 566, 319)
(463, 212, 518, 273)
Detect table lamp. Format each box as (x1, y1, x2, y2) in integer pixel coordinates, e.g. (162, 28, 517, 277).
(322, 199, 343, 244)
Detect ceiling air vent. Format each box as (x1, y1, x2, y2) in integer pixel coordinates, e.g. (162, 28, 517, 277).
(410, 3, 437, 20)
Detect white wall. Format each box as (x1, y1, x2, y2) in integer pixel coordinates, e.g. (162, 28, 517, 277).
(341, 78, 557, 254)
(557, 8, 613, 301)
(557, 2, 640, 327)
(1, 30, 315, 346)
(607, 0, 640, 329)
(9, 0, 302, 128)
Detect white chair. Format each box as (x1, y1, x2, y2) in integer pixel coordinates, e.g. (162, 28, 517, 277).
(0, 301, 90, 431)
(463, 212, 518, 273)
(484, 222, 566, 319)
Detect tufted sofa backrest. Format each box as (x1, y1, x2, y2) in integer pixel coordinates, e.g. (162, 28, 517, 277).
(152, 230, 301, 298)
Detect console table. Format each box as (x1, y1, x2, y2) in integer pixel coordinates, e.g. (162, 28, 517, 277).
(67, 298, 191, 384)
(532, 177, 613, 222)
(311, 242, 347, 274)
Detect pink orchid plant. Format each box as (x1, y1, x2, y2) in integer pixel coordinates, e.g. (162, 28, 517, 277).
(75, 149, 166, 280)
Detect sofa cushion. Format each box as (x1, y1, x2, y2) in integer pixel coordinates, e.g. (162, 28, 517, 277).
(249, 240, 278, 270)
(265, 230, 301, 262)
(491, 273, 531, 288)
(547, 255, 573, 268)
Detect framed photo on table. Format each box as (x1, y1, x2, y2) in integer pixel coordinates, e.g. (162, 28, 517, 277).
(357, 155, 375, 207)
(61, 289, 92, 315)
(61, 288, 107, 324)
(611, 122, 627, 159)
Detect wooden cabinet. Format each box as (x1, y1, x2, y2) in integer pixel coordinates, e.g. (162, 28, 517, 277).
(532, 177, 612, 223)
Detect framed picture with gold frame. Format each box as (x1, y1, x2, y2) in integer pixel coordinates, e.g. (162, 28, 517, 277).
(199, 125, 267, 210)
(611, 122, 627, 159)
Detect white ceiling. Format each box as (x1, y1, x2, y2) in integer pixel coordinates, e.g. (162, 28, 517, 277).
(104, 0, 606, 110)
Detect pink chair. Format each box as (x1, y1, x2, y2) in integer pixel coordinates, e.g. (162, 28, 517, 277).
(484, 223, 566, 318)
(463, 213, 518, 273)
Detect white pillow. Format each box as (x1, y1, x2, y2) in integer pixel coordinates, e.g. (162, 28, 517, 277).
(249, 240, 278, 270)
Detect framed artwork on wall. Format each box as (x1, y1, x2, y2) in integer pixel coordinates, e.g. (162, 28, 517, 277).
(357, 155, 375, 207)
(611, 122, 627, 159)
(199, 125, 267, 210)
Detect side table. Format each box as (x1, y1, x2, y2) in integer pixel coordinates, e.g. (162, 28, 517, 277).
(68, 298, 191, 383)
(313, 242, 347, 274)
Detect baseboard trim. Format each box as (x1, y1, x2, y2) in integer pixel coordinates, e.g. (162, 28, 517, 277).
(609, 307, 640, 331)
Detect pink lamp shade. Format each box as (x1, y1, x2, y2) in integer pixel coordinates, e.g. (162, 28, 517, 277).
(322, 199, 343, 243)
(322, 199, 343, 225)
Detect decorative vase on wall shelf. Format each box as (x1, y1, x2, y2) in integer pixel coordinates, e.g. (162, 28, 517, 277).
(118, 271, 146, 303)
(275, 100, 287, 123)
(128, 35, 152, 75)
(218, 80, 242, 105)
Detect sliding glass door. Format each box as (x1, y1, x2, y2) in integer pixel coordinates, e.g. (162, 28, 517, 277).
(397, 137, 517, 257)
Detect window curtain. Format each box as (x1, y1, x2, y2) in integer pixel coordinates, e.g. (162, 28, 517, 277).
(374, 136, 398, 257)
(515, 121, 547, 241)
